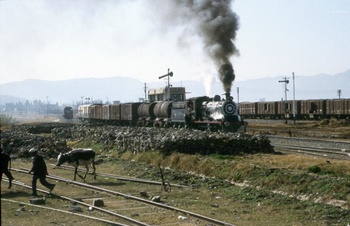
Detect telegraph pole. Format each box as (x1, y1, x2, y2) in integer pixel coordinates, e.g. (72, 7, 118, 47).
(46, 96, 48, 118)
(279, 77, 289, 124)
(337, 89, 342, 99)
(292, 72, 296, 125)
(144, 83, 148, 102)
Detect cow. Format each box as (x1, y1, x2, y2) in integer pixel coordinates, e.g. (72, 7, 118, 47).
(56, 148, 96, 181)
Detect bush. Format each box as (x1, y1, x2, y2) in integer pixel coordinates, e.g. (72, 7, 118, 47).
(0, 114, 17, 127)
(308, 165, 321, 173)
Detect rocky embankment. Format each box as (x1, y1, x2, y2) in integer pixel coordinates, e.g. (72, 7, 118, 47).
(1, 123, 275, 158)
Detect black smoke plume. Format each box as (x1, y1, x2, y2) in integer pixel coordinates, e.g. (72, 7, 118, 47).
(148, 0, 239, 93)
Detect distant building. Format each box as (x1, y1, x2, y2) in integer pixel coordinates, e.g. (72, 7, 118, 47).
(148, 87, 186, 102)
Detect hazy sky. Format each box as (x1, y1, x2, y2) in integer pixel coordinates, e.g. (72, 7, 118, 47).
(1, 0, 349, 86)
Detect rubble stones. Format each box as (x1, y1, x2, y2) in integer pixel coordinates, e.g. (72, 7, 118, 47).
(140, 191, 149, 197)
(51, 125, 275, 155)
(1, 129, 70, 159)
(69, 204, 82, 212)
(29, 198, 46, 205)
(16, 207, 25, 212)
(1, 124, 275, 159)
(151, 195, 161, 202)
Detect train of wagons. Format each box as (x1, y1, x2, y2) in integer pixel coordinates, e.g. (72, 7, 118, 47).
(74, 93, 244, 132)
(239, 98, 350, 120)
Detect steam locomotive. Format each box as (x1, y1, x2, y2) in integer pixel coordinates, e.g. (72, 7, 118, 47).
(239, 98, 350, 120)
(78, 93, 244, 132)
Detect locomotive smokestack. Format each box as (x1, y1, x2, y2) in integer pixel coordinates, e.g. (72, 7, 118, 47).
(225, 92, 231, 101)
(147, 0, 239, 93)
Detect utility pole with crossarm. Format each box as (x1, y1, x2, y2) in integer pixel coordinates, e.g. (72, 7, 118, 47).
(279, 77, 289, 124)
(158, 68, 173, 100)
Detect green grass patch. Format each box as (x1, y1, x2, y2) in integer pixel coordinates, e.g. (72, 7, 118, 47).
(0, 114, 17, 129)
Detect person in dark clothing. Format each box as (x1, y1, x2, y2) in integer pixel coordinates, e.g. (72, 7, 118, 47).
(185, 102, 194, 129)
(28, 148, 55, 196)
(0, 148, 14, 188)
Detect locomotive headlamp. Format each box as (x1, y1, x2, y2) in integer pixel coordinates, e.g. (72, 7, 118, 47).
(223, 102, 237, 115)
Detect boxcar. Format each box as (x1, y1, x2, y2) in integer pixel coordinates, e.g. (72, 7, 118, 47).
(120, 103, 142, 125)
(239, 102, 257, 118)
(110, 104, 121, 123)
(78, 104, 92, 121)
(326, 99, 350, 119)
(89, 104, 103, 121)
(256, 101, 278, 118)
(346, 99, 350, 116)
(277, 100, 301, 119)
(102, 105, 111, 121)
(300, 99, 326, 119)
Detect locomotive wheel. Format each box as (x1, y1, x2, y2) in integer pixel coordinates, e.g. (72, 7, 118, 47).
(154, 122, 162, 128)
(137, 121, 144, 127)
(163, 121, 171, 128)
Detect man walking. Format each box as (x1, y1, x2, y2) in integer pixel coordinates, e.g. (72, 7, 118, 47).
(0, 148, 14, 188)
(28, 148, 55, 196)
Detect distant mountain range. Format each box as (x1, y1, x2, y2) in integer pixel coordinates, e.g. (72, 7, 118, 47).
(1, 70, 349, 105)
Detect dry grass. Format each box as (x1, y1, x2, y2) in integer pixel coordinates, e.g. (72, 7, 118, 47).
(2, 153, 350, 226)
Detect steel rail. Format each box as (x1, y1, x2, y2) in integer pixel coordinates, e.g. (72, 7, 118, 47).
(268, 135, 350, 145)
(275, 147, 331, 158)
(8, 168, 150, 226)
(2, 198, 129, 226)
(274, 144, 350, 156)
(14, 167, 236, 226)
(247, 126, 349, 139)
(274, 145, 350, 160)
(50, 164, 192, 189)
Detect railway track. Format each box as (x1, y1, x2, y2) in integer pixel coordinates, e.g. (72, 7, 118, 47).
(49, 164, 192, 189)
(2, 197, 130, 226)
(269, 135, 350, 160)
(244, 119, 350, 139)
(273, 144, 350, 160)
(2, 178, 137, 226)
(6, 168, 236, 226)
